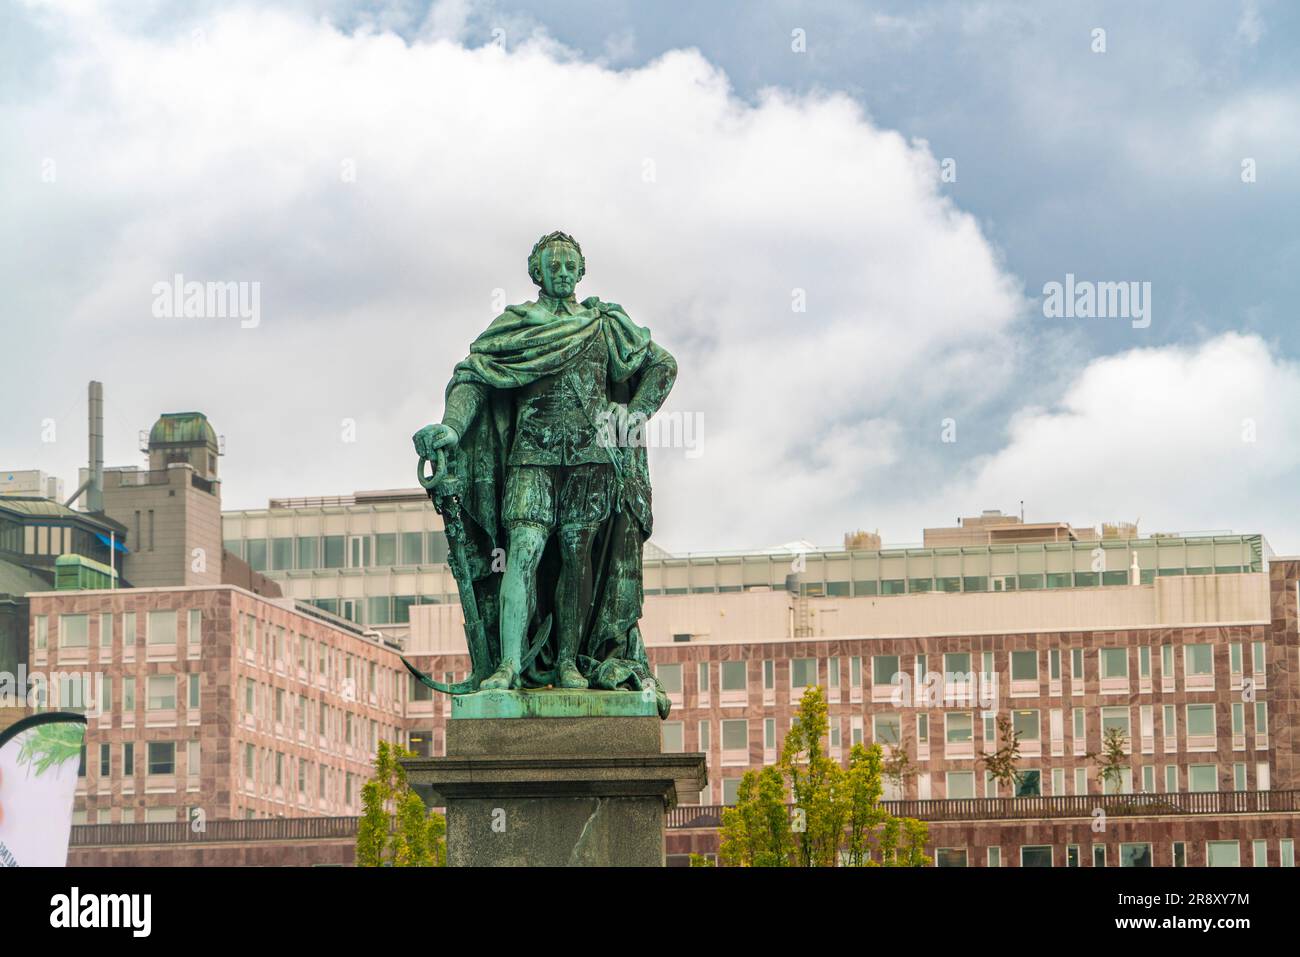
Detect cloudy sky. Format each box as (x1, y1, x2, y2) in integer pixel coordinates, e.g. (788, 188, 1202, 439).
(3, 0, 1298, 554)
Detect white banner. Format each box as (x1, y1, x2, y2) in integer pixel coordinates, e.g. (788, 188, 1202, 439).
(0, 712, 88, 867)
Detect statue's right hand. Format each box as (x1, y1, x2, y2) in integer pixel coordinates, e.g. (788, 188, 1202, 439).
(413, 424, 459, 459)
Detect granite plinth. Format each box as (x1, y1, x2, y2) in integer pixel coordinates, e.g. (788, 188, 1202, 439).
(402, 697, 707, 867)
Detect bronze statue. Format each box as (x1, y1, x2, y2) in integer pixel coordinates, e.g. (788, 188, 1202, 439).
(409, 231, 677, 717)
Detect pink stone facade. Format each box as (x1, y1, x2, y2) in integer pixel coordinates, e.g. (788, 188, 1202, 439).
(29, 585, 407, 824)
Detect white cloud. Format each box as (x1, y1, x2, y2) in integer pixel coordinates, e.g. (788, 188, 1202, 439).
(3, 2, 1026, 552)
(929, 333, 1300, 548)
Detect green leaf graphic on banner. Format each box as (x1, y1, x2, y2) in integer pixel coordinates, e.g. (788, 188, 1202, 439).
(17, 722, 83, 776)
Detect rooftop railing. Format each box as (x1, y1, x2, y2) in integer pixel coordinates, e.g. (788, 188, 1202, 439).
(70, 815, 362, 846)
(667, 789, 1299, 829)
(68, 790, 1298, 845)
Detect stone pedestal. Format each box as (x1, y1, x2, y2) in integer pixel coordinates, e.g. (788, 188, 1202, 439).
(402, 689, 706, 867)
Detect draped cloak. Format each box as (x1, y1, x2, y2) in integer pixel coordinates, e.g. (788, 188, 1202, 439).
(443, 296, 669, 717)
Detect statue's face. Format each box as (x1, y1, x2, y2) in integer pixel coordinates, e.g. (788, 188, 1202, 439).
(538, 242, 582, 299)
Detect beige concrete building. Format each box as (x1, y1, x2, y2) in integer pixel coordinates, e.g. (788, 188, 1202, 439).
(98, 412, 224, 588)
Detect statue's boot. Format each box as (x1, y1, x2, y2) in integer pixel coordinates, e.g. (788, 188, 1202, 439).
(480, 659, 520, 691)
(556, 658, 588, 689)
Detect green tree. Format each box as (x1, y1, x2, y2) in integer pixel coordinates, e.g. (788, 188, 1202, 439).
(978, 713, 1023, 795)
(1088, 727, 1130, 794)
(356, 740, 447, 866)
(843, 742, 889, 867)
(718, 765, 792, 866)
(718, 685, 929, 867)
(780, 685, 847, 866)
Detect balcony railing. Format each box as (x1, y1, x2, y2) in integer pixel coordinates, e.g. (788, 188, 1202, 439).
(667, 789, 1299, 829)
(71, 815, 362, 846)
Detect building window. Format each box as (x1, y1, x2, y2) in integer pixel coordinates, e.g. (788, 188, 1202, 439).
(764, 718, 776, 749)
(1020, 845, 1052, 867)
(987, 847, 1001, 867)
(146, 610, 177, 645)
(791, 658, 818, 689)
(246, 539, 267, 571)
(1092, 845, 1106, 867)
(1165, 765, 1178, 792)
(59, 614, 89, 648)
(722, 778, 742, 805)
(271, 537, 294, 570)
(1100, 706, 1130, 739)
(873, 713, 901, 746)
(935, 848, 967, 867)
(1206, 841, 1240, 867)
(147, 742, 175, 775)
(1173, 842, 1186, 867)
(146, 676, 176, 710)
(872, 655, 900, 686)
(123, 742, 135, 775)
(1070, 647, 1083, 680)
(187, 609, 201, 648)
(1138, 646, 1150, 678)
(99, 743, 111, 777)
(1010, 650, 1038, 681)
(850, 656, 861, 687)
(1186, 703, 1216, 739)
(1015, 769, 1042, 797)
(1100, 648, 1128, 679)
(946, 771, 975, 799)
(656, 663, 682, 695)
(1012, 709, 1040, 742)
(720, 661, 746, 692)
(1184, 644, 1214, 677)
(661, 722, 683, 753)
(945, 712, 973, 744)
(697, 662, 710, 693)
(123, 677, 136, 711)
(1188, 764, 1218, 792)
(374, 533, 397, 567)
(698, 721, 710, 751)
(99, 613, 113, 649)
(1281, 840, 1295, 868)
(1066, 845, 1080, 867)
(322, 536, 345, 568)
(401, 532, 423, 566)
(721, 719, 748, 751)
(297, 537, 318, 569)
(763, 659, 775, 690)
(1120, 843, 1152, 867)
(188, 673, 200, 709)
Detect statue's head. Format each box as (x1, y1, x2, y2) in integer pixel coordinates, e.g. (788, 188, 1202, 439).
(527, 230, 585, 299)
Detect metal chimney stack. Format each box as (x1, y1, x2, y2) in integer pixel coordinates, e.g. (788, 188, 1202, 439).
(88, 380, 104, 513)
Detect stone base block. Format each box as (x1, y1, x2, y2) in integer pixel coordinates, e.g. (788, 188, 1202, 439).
(402, 710, 707, 867)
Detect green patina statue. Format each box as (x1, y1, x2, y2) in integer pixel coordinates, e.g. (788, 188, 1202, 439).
(407, 231, 677, 718)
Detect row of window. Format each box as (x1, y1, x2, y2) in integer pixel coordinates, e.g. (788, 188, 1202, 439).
(706, 758, 1272, 805)
(942, 838, 1294, 868)
(237, 612, 403, 713)
(655, 642, 1268, 697)
(228, 532, 449, 573)
(239, 677, 398, 754)
(645, 566, 1252, 598)
(672, 705, 1267, 769)
(240, 744, 360, 812)
(43, 672, 201, 714)
(35, 610, 203, 652)
(79, 740, 198, 779)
